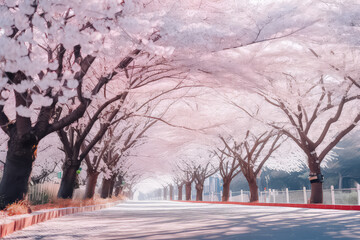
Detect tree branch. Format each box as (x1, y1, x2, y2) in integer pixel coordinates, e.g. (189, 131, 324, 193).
(318, 113, 360, 161)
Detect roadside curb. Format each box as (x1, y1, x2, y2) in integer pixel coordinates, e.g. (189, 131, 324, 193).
(174, 200, 360, 211)
(0, 201, 119, 238)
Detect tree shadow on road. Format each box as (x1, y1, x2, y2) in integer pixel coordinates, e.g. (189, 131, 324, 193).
(4, 201, 360, 240)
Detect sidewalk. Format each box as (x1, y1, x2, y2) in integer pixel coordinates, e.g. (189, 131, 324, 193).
(4, 201, 360, 239)
(1, 202, 118, 238)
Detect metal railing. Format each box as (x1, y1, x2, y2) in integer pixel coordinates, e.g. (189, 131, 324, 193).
(166, 184, 360, 205)
(229, 185, 360, 205)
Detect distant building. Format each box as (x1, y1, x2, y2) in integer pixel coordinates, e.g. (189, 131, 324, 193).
(202, 175, 222, 200)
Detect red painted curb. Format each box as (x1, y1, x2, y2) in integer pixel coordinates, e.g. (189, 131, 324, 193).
(0, 202, 119, 238)
(174, 200, 360, 211)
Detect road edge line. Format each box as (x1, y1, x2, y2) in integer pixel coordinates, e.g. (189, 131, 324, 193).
(173, 200, 360, 211)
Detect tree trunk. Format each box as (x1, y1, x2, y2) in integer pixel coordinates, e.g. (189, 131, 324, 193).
(57, 160, 80, 199)
(309, 159, 323, 203)
(177, 184, 183, 200)
(195, 183, 203, 201)
(222, 180, 230, 202)
(195, 189, 202, 201)
(169, 185, 174, 200)
(0, 135, 36, 209)
(114, 175, 123, 197)
(248, 178, 259, 202)
(100, 178, 112, 199)
(310, 182, 323, 203)
(109, 176, 115, 198)
(84, 171, 99, 199)
(185, 182, 191, 201)
(114, 186, 123, 197)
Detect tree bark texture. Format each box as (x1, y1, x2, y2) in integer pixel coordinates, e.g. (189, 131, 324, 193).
(222, 181, 231, 202)
(310, 182, 323, 203)
(84, 171, 99, 199)
(247, 178, 259, 202)
(185, 182, 191, 201)
(309, 157, 323, 203)
(100, 178, 112, 199)
(114, 186, 123, 197)
(0, 133, 37, 209)
(57, 161, 80, 199)
(177, 184, 183, 200)
(195, 183, 203, 201)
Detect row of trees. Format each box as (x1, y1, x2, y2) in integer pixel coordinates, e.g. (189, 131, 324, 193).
(160, 0, 360, 204)
(169, 132, 282, 203)
(167, 70, 359, 203)
(0, 0, 196, 208)
(0, 0, 359, 208)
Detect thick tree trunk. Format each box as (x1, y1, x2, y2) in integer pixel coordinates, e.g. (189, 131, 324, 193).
(195, 183, 203, 201)
(100, 178, 112, 199)
(309, 159, 323, 203)
(222, 181, 231, 202)
(84, 171, 99, 199)
(248, 178, 259, 202)
(114, 186, 123, 197)
(0, 135, 36, 209)
(310, 182, 323, 203)
(177, 184, 183, 200)
(185, 182, 191, 201)
(57, 160, 80, 199)
(196, 188, 203, 201)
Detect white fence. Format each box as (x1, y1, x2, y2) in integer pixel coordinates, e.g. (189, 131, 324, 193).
(27, 183, 60, 205)
(168, 184, 360, 205)
(27, 183, 87, 204)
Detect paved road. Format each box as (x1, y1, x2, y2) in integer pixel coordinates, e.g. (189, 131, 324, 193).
(4, 201, 360, 239)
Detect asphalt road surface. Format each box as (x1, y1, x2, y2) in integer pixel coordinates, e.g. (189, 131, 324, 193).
(4, 201, 360, 240)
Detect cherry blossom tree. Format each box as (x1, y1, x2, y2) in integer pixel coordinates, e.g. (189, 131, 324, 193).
(122, 171, 143, 200)
(306, 0, 360, 86)
(0, 0, 173, 208)
(212, 0, 360, 204)
(172, 171, 185, 201)
(193, 161, 217, 201)
(113, 174, 125, 197)
(85, 115, 157, 199)
(57, 95, 128, 199)
(58, 54, 190, 199)
(240, 38, 360, 203)
(307, 47, 360, 91)
(221, 131, 283, 202)
(173, 147, 218, 201)
(257, 74, 360, 203)
(2, 0, 358, 208)
(214, 145, 241, 202)
(176, 161, 195, 201)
